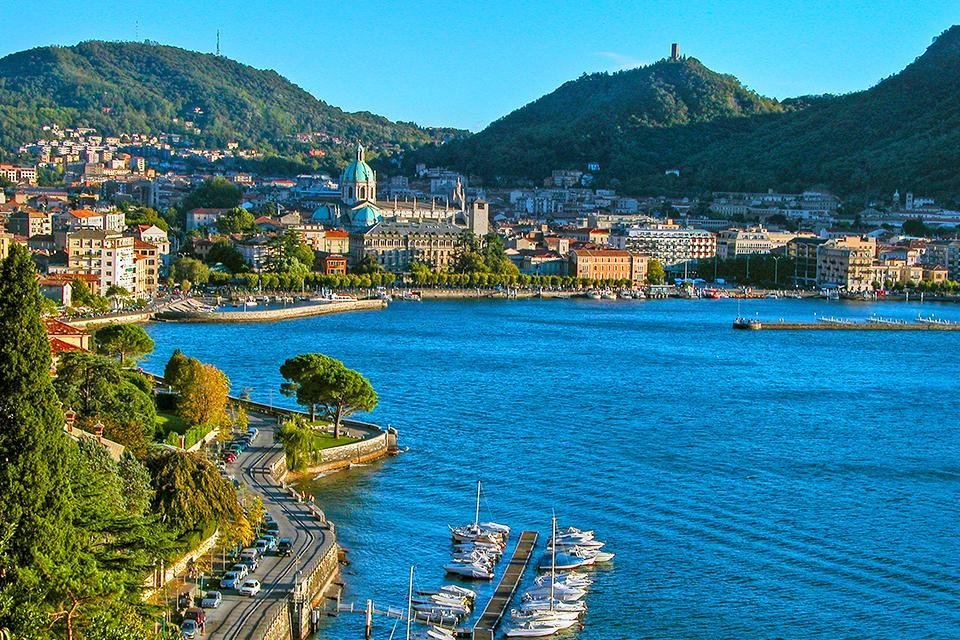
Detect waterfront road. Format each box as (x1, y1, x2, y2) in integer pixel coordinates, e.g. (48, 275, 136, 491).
(204, 411, 332, 639)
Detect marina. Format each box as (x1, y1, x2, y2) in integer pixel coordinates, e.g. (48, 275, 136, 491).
(472, 531, 539, 640)
(733, 316, 960, 330)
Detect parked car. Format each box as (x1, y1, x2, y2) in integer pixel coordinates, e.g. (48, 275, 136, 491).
(230, 563, 248, 580)
(184, 608, 206, 628)
(265, 521, 280, 536)
(180, 619, 198, 639)
(240, 556, 259, 572)
(246, 427, 259, 439)
(223, 452, 237, 464)
(277, 538, 292, 557)
(240, 547, 260, 562)
(261, 535, 278, 551)
(264, 513, 275, 524)
(254, 539, 270, 555)
(220, 571, 240, 589)
(238, 579, 261, 597)
(200, 591, 222, 608)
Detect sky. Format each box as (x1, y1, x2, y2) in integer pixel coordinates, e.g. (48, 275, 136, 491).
(2, 1, 960, 131)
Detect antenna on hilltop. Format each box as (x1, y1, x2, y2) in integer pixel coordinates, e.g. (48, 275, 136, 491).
(216, 30, 221, 56)
(135, 19, 140, 41)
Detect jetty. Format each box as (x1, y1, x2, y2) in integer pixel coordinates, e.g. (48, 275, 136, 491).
(733, 318, 960, 331)
(471, 531, 538, 640)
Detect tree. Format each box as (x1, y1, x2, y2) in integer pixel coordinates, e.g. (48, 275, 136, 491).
(279, 354, 377, 438)
(205, 241, 245, 273)
(181, 177, 242, 211)
(214, 208, 255, 235)
(54, 353, 123, 417)
(354, 254, 383, 275)
(163, 349, 193, 388)
(174, 361, 230, 427)
(93, 324, 155, 365)
(0, 245, 75, 634)
(145, 450, 243, 537)
(170, 258, 210, 286)
(646, 259, 666, 285)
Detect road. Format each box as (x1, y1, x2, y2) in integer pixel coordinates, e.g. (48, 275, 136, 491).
(203, 411, 331, 639)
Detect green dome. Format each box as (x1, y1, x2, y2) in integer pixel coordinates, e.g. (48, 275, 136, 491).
(341, 143, 375, 184)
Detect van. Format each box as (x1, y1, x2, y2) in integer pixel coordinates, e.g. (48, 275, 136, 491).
(240, 548, 260, 562)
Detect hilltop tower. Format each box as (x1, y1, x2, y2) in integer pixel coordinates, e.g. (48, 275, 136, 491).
(671, 43, 680, 61)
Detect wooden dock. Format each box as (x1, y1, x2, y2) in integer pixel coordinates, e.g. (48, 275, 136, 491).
(471, 531, 539, 640)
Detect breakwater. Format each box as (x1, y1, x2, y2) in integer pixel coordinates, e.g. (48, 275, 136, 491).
(735, 319, 960, 330)
(155, 299, 387, 323)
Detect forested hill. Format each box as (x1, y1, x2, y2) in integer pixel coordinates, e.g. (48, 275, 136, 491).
(420, 54, 784, 185)
(424, 26, 960, 201)
(0, 40, 462, 163)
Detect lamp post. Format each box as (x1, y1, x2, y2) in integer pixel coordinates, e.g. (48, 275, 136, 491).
(772, 256, 782, 288)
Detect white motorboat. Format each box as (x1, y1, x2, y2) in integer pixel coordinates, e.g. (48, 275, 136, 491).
(411, 594, 469, 607)
(548, 538, 605, 551)
(534, 572, 593, 588)
(522, 585, 586, 602)
(565, 546, 615, 563)
(443, 562, 494, 580)
(417, 585, 477, 600)
(413, 602, 469, 616)
(517, 599, 586, 613)
(414, 610, 461, 625)
(511, 608, 582, 623)
(538, 552, 593, 570)
(600, 290, 617, 300)
(505, 621, 567, 637)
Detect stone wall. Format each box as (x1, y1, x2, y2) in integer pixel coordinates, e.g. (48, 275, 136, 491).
(155, 299, 386, 323)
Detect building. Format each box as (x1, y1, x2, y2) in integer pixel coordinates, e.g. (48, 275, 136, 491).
(7, 208, 51, 237)
(786, 237, 827, 287)
(352, 220, 462, 272)
(0, 164, 38, 185)
(925, 240, 960, 280)
(0, 227, 13, 260)
(816, 236, 876, 292)
(185, 207, 231, 231)
(66, 229, 136, 292)
(236, 235, 274, 269)
(569, 249, 648, 284)
(133, 239, 162, 295)
(320, 254, 348, 275)
(611, 227, 715, 267)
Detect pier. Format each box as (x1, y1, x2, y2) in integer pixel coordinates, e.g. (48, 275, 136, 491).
(734, 319, 960, 331)
(471, 531, 539, 640)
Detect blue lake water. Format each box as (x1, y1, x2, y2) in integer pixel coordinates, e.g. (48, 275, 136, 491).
(141, 298, 960, 639)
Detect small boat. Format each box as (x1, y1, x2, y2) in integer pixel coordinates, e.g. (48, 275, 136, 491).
(443, 562, 494, 580)
(450, 481, 510, 545)
(523, 585, 587, 602)
(517, 599, 586, 613)
(505, 621, 568, 637)
(600, 290, 617, 300)
(401, 290, 423, 301)
(587, 290, 602, 300)
(538, 552, 593, 571)
(732, 317, 762, 330)
(511, 609, 582, 623)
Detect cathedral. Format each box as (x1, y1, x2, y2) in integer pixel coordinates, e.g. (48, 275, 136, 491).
(311, 143, 488, 235)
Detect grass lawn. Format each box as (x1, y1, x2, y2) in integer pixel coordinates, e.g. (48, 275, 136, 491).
(302, 421, 360, 449)
(155, 411, 189, 436)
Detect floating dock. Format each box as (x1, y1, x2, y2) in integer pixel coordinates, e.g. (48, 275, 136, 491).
(734, 317, 960, 331)
(471, 531, 539, 640)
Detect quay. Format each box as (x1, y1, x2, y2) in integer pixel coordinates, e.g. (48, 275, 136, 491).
(734, 319, 960, 331)
(471, 531, 539, 640)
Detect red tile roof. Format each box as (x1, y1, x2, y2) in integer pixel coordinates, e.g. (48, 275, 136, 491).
(49, 337, 86, 354)
(43, 318, 89, 337)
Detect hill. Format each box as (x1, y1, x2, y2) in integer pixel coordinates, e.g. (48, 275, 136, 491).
(0, 40, 462, 167)
(425, 27, 960, 201)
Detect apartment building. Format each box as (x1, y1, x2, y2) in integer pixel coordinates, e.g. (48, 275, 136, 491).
(66, 229, 136, 292)
(569, 249, 648, 284)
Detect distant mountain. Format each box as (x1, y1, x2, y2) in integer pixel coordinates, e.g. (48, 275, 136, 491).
(426, 26, 960, 201)
(0, 40, 464, 168)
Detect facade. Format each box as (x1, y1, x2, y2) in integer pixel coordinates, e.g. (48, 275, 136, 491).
(786, 237, 827, 287)
(611, 227, 715, 267)
(569, 249, 648, 284)
(186, 208, 231, 231)
(133, 239, 162, 295)
(66, 230, 136, 292)
(0, 228, 12, 260)
(320, 254, 348, 275)
(925, 240, 960, 280)
(0, 164, 38, 185)
(236, 236, 274, 269)
(352, 221, 462, 272)
(816, 236, 876, 292)
(7, 208, 51, 237)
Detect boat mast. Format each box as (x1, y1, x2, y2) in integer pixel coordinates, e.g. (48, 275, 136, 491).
(550, 513, 556, 611)
(405, 565, 413, 640)
(474, 480, 481, 526)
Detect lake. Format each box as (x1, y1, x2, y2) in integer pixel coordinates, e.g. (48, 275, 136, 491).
(142, 297, 960, 639)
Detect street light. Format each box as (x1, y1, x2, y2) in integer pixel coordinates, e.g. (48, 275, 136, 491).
(772, 256, 782, 288)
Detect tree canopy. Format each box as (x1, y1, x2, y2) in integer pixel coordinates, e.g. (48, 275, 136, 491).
(280, 354, 378, 438)
(93, 324, 155, 365)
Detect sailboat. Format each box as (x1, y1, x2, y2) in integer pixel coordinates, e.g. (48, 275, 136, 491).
(506, 515, 582, 637)
(449, 480, 510, 544)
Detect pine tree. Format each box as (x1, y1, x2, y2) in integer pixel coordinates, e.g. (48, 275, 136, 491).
(0, 245, 75, 625)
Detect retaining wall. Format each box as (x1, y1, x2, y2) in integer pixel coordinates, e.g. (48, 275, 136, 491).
(155, 299, 386, 323)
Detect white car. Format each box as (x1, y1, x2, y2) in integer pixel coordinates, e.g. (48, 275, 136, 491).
(238, 579, 261, 597)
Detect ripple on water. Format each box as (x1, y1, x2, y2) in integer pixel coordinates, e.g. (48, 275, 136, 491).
(140, 298, 960, 639)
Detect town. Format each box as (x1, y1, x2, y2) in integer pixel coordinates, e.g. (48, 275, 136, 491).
(1, 125, 959, 315)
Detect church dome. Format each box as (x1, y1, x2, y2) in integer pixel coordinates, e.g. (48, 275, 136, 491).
(341, 143, 375, 184)
(351, 204, 381, 228)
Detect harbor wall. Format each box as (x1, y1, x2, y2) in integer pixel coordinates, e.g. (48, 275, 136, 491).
(154, 299, 386, 322)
